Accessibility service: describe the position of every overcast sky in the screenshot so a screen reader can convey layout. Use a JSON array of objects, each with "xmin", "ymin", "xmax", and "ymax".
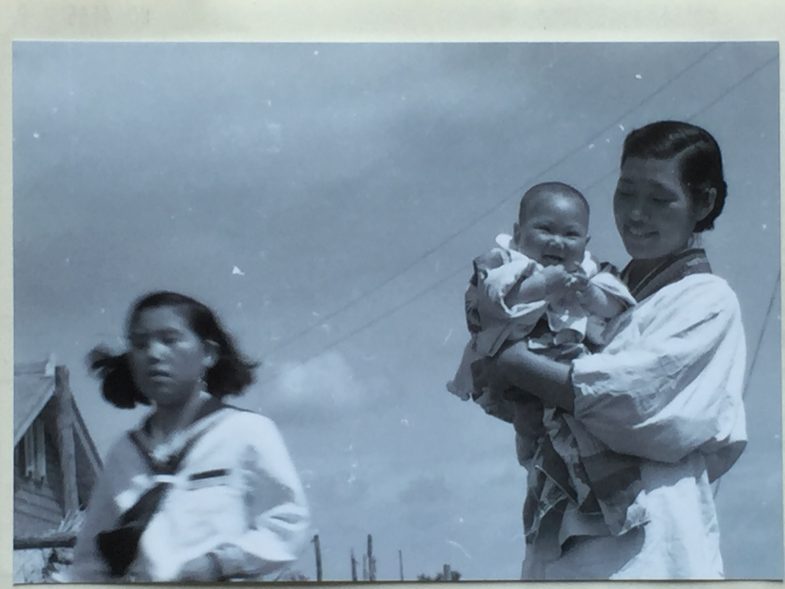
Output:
[{"xmin": 12, "ymin": 42, "xmax": 781, "ymax": 580}]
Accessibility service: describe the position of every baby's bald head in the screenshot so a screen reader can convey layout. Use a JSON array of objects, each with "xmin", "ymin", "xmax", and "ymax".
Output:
[{"xmin": 518, "ymin": 182, "xmax": 589, "ymax": 226}]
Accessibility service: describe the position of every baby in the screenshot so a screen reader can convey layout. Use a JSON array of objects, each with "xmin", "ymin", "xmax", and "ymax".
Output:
[{"xmin": 448, "ymin": 182, "xmax": 635, "ymax": 454}]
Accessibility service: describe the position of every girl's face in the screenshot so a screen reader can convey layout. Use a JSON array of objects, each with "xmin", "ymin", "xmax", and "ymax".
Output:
[
  {"xmin": 613, "ymin": 156, "xmax": 711, "ymax": 261},
  {"xmin": 127, "ymin": 305, "xmax": 216, "ymax": 408}
]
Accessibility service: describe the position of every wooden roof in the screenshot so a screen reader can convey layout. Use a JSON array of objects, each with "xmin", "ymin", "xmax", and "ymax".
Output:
[
  {"xmin": 14, "ymin": 359, "xmax": 102, "ymax": 472},
  {"xmin": 13, "ymin": 360, "xmax": 56, "ymax": 446}
]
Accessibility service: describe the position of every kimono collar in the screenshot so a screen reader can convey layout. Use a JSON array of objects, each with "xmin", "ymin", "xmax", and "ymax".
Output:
[
  {"xmin": 132, "ymin": 396, "xmax": 229, "ymax": 474},
  {"xmin": 621, "ymin": 248, "xmax": 712, "ymax": 302}
]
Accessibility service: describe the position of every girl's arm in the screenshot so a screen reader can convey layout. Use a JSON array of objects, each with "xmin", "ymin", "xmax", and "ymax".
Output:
[
  {"xmin": 67, "ymin": 443, "xmax": 127, "ymax": 581},
  {"xmin": 178, "ymin": 415, "xmax": 310, "ymax": 581}
]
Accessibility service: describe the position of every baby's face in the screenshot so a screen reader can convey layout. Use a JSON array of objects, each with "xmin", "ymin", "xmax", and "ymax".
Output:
[{"xmin": 514, "ymin": 193, "xmax": 589, "ymax": 269}]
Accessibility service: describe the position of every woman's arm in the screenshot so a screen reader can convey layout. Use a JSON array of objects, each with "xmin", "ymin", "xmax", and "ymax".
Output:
[
  {"xmin": 571, "ymin": 276, "xmax": 746, "ymax": 468},
  {"xmin": 476, "ymin": 341, "xmax": 576, "ymax": 412}
]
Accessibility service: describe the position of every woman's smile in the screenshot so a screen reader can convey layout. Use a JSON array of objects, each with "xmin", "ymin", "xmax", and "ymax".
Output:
[
  {"xmin": 624, "ymin": 224, "xmax": 654, "ymax": 237},
  {"xmin": 613, "ymin": 157, "xmax": 701, "ymax": 260},
  {"xmin": 621, "ymin": 224, "xmax": 658, "ymax": 241}
]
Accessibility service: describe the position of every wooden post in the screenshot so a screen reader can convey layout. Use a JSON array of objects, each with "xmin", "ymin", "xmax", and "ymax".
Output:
[
  {"xmin": 367, "ymin": 534, "xmax": 376, "ymax": 581},
  {"xmin": 312, "ymin": 534, "xmax": 323, "ymax": 581},
  {"xmin": 14, "ymin": 532, "xmax": 77, "ymax": 549},
  {"xmin": 398, "ymin": 549, "xmax": 404, "ymax": 581},
  {"xmin": 442, "ymin": 564, "xmax": 451, "ymax": 582},
  {"xmin": 55, "ymin": 366, "xmax": 79, "ymax": 514},
  {"xmin": 350, "ymin": 548, "xmax": 358, "ymax": 581}
]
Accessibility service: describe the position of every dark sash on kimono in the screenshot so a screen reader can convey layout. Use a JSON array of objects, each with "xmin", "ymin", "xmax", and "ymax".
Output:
[
  {"xmin": 622, "ymin": 248, "xmax": 712, "ymax": 302},
  {"xmin": 96, "ymin": 398, "xmax": 228, "ymax": 578},
  {"xmin": 530, "ymin": 248, "xmax": 713, "ymax": 543}
]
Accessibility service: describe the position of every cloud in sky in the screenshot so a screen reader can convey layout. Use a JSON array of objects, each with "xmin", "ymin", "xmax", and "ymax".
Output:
[{"xmin": 261, "ymin": 350, "xmax": 387, "ymax": 423}]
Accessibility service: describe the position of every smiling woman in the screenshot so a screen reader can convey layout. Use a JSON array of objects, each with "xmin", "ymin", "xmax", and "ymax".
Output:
[
  {"xmin": 614, "ymin": 122, "xmax": 725, "ymax": 278},
  {"xmin": 474, "ymin": 121, "xmax": 747, "ymax": 579}
]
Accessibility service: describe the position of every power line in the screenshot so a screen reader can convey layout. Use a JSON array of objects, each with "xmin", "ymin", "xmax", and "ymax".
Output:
[
  {"xmin": 743, "ymin": 269, "xmax": 780, "ymax": 399},
  {"xmin": 260, "ymin": 46, "xmax": 775, "ymax": 375},
  {"xmin": 258, "ymin": 261, "xmax": 470, "ymax": 385},
  {"xmin": 580, "ymin": 52, "xmax": 778, "ymax": 195},
  {"xmin": 260, "ymin": 43, "xmax": 724, "ymax": 360},
  {"xmin": 714, "ymin": 268, "xmax": 779, "ymax": 499}
]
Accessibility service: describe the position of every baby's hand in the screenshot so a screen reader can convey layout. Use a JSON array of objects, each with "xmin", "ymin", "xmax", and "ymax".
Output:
[
  {"xmin": 540, "ymin": 265, "xmax": 569, "ymax": 291},
  {"xmin": 568, "ymin": 273, "xmax": 589, "ymax": 292},
  {"xmin": 541, "ymin": 265, "xmax": 585, "ymax": 297}
]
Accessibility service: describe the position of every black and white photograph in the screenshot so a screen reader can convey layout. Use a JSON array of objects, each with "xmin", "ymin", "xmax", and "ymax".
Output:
[{"xmin": 10, "ymin": 40, "xmax": 782, "ymax": 582}]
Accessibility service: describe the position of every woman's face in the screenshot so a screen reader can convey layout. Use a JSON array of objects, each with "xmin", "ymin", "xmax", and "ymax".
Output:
[
  {"xmin": 127, "ymin": 305, "xmax": 214, "ymax": 407},
  {"xmin": 613, "ymin": 156, "xmax": 704, "ymax": 261}
]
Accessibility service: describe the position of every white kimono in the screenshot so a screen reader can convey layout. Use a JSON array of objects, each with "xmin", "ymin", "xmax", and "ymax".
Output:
[
  {"xmin": 69, "ymin": 407, "xmax": 311, "ymax": 582},
  {"xmin": 523, "ymin": 272, "xmax": 747, "ymax": 580}
]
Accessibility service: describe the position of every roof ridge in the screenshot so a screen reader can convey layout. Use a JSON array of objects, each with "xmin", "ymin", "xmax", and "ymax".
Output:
[{"xmin": 14, "ymin": 356, "xmax": 56, "ymax": 376}]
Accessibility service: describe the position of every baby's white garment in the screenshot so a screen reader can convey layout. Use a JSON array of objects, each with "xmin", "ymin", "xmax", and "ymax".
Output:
[{"xmin": 448, "ymin": 234, "xmax": 634, "ymax": 400}]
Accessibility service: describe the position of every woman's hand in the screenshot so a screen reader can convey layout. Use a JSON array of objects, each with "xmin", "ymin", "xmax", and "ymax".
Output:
[
  {"xmin": 495, "ymin": 342, "xmax": 576, "ymax": 412},
  {"xmin": 176, "ymin": 553, "xmax": 222, "ymax": 582},
  {"xmin": 471, "ymin": 355, "xmax": 510, "ymax": 395}
]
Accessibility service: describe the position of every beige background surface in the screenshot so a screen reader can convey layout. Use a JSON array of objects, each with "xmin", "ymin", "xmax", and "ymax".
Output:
[{"xmin": 1, "ymin": 1, "xmax": 783, "ymax": 588}]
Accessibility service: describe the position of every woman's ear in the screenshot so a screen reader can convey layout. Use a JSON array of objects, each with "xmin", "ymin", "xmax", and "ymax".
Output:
[
  {"xmin": 202, "ymin": 339, "xmax": 220, "ymax": 369},
  {"xmin": 695, "ymin": 187, "xmax": 717, "ymax": 222}
]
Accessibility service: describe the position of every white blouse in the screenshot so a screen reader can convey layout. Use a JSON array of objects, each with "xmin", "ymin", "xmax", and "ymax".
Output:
[
  {"xmin": 563, "ymin": 272, "xmax": 747, "ymax": 578},
  {"xmin": 69, "ymin": 408, "xmax": 311, "ymax": 582}
]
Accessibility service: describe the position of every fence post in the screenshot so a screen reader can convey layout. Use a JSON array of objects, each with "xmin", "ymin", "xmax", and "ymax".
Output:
[
  {"xmin": 367, "ymin": 534, "xmax": 376, "ymax": 581},
  {"xmin": 312, "ymin": 534, "xmax": 323, "ymax": 582},
  {"xmin": 350, "ymin": 548, "xmax": 358, "ymax": 581}
]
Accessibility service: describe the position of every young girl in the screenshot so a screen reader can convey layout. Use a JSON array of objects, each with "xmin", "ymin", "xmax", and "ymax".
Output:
[{"xmin": 68, "ymin": 291, "xmax": 311, "ymax": 582}]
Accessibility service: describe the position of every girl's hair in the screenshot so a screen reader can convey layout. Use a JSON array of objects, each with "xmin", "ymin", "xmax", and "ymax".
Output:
[
  {"xmin": 88, "ymin": 291, "xmax": 259, "ymax": 409},
  {"xmin": 621, "ymin": 120, "xmax": 727, "ymax": 232}
]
